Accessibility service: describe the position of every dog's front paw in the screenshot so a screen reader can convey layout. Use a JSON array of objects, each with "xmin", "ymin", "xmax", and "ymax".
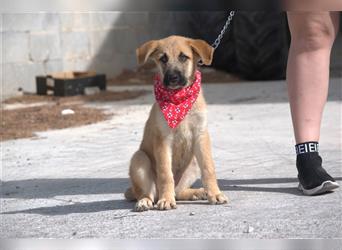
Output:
[
  {"xmin": 135, "ymin": 197, "xmax": 154, "ymax": 212},
  {"xmin": 155, "ymin": 197, "xmax": 177, "ymax": 210},
  {"xmin": 207, "ymin": 192, "xmax": 228, "ymax": 205}
]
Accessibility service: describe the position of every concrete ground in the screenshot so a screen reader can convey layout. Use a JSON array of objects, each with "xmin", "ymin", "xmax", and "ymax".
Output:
[{"xmin": 1, "ymin": 78, "xmax": 341, "ymax": 238}]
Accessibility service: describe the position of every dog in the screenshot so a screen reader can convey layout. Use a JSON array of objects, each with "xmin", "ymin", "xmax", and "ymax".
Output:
[{"xmin": 125, "ymin": 35, "xmax": 228, "ymax": 212}]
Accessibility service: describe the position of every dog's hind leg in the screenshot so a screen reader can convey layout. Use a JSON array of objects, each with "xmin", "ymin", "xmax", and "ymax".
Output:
[
  {"xmin": 175, "ymin": 159, "xmax": 207, "ymax": 201},
  {"xmin": 126, "ymin": 150, "xmax": 156, "ymax": 212},
  {"xmin": 176, "ymin": 188, "xmax": 207, "ymax": 201}
]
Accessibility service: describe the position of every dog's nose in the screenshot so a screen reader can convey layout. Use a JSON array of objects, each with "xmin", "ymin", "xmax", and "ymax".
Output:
[
  {"xmin": 169, "ymin": 74, "xmax": 180, "ymax": 83},
  {"xmin": 163, "ymin": 70, "xmax": 185, "ymax": 88}
]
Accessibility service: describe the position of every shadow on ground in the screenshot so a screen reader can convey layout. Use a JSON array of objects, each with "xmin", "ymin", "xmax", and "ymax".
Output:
[
  {"xmin": 2, "ymin": 177, "xmax": 342, "ymax": 199},
  {"xmin": 2, "ymin": 177, "xmax": 341, "ymax": 216},
  {"xmin": 2, "ymin": 199, "xmax": 133, "ymax": 215}
]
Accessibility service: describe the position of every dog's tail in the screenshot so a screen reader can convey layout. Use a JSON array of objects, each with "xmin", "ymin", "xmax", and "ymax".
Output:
[{"xmin": 124, "ymin": 187, "xmax": 136, "ymax": 201}]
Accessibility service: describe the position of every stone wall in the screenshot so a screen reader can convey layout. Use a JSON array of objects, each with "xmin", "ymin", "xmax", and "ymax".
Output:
[{"xmin": 0, "ymin": 12, "xmax": 192, "ymax": 100}]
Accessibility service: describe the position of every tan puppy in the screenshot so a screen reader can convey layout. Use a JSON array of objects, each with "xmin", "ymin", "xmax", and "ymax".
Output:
[{"xmin": 125, "ymin": 35, "xmax": 228, "ymax": 212}]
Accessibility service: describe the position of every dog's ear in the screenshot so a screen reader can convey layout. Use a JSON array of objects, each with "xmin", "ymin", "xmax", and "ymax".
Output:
[
  {"xmin": 136, "ymin": 40, "xmax": 159, "ymax": 65},
  {"xmin": 188, "ymin": 39, "xmax": 214, "ymax": 66}
]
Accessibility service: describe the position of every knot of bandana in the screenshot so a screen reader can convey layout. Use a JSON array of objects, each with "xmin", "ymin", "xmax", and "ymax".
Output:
[{"xmin": 154, "ymin": 70, "xmax": 201, "ymax": 129}]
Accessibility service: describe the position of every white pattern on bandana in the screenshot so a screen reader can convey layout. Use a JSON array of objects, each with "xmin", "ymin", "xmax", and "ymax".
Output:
[{"xmin": 154, "ymin": 70, "xmax": 201, "ymax": 129}]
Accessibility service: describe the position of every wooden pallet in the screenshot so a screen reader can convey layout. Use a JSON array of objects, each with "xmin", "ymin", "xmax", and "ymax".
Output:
[{"xmin": 36, "ymin": 71, "xmax": 106, "ymax": 96}]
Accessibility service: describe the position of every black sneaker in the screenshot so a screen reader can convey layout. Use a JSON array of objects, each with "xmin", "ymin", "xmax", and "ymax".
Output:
[{"xmin": 296, "ymin": 152, "xmax": 339, "ymax": 195}]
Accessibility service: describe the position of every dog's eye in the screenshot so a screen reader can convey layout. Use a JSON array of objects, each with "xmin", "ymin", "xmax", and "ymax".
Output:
[
  {"xmin": 179, "ymin": 53, "xmax": 189, "ymax": 63},
  {"xmin": 159, "ymin": 54, "xmax": 168, "ymax": 64}
]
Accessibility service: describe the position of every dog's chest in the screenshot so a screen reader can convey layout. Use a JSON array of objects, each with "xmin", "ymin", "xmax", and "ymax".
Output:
[
  {"xmin": 161, "ymin": 108, "xmax": 207, "ymax": 169},
  {"xmin": 171, "ymin": 125, "xmax": 193, "ymax": 168}
]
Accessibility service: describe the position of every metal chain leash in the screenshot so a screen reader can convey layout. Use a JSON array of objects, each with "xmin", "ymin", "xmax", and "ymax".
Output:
[
  {"xmin": 211, "ymin": 11, "xmax": 235, "ymax": 50},
  {"xmin": 198, "ymin": 11, "xmax": 235, "ymax": 66}
]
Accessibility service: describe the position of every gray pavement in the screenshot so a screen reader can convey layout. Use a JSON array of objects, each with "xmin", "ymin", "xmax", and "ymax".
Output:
[{"xmin": 1, "ymin": 78, "xmax": 341, "ymax": 238}]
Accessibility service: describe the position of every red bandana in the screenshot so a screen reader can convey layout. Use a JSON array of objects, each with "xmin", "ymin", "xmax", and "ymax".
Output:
[{"xmin": 154, "ymin": 70, "xmax": 201, "ymax": 129}]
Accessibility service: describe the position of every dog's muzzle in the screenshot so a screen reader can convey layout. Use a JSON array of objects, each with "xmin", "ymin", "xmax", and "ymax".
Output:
[{"xmin": 163, "ymin": 70, "xmax": 186, "ymax": 89}]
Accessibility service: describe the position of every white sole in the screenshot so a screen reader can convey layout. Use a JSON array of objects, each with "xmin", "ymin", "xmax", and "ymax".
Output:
[{"xmin": 298, "ymin": 180, "xmax": 340, "ymax": 196}]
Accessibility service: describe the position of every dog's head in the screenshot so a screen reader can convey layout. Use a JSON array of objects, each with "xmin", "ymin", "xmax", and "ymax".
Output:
[{"xmin": 136, "ymin": 35, "xmax": 213, "ymax": 89}]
